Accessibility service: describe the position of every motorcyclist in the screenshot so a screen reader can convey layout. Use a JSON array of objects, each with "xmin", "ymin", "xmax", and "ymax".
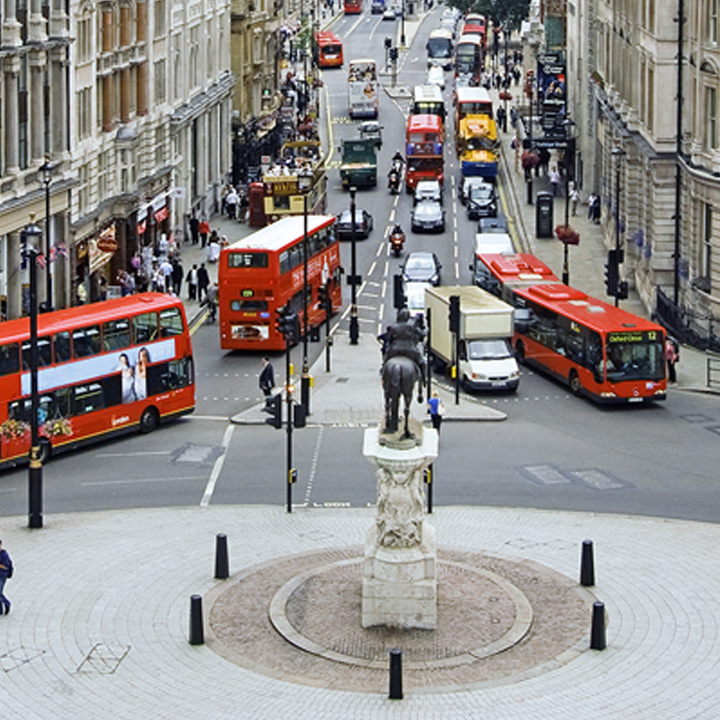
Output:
[
  {"xmin": 392, "ymin": 150, "xmax": 405, "ymax": 167},
  {"xmin": 391, "ymin": 223, "xmax": 405, "ymax": 241}
]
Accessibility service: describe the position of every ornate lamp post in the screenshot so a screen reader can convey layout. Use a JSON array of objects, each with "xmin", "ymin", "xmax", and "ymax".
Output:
[
  {"xmin": 298, "ymin": 168, "xmax": 313, "ymax": 414},
  {"xmin": 562, "ymin": 117, "xmax": 576, "ymax": 285},
  {"xmin": 39, "ymin": 157, "xmax": 54, "ymax": 311},
  {"xmin": 22, "ymin": 216, "xmax": 44, "ymax": 529}
]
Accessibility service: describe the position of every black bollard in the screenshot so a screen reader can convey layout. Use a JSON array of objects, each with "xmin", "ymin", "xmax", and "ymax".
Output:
[
  {"xmin": 388, "ymin": 648, "xmax": 403, "ymax": 699},
  {"xmin": 580, "ymin": 539, "xmax": 595, "ymax": 587},
  {"xmin": 215, "ymin": 533, "xmax": 229, "ymax": 580},
  {"xmin": 590, "ymin": 601, "xmax": 606, "ymax": 650},
  {"xmin": 189, "ymin": 594, "xmax": 204, "ymax": 646}
]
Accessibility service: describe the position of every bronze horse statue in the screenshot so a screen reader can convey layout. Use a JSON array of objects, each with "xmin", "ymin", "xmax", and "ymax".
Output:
[{"xmin": 382, "ymin": 355, "xmax": 425, "ymax": 438}]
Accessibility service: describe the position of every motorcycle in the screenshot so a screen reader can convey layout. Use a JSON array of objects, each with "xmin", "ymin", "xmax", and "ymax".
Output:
[
  {"xmin": 388, "ymin": 170, "xmax": 400, "ymax": 194},
  {"xmin": 390, "ymin": 230, "xmax": 405, "ymax": 257}
]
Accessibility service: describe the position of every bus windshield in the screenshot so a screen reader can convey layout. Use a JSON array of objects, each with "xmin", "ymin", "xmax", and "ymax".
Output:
[{"xmin": 604, "ymin": 334, "xmax": 665, "ymax": 383}]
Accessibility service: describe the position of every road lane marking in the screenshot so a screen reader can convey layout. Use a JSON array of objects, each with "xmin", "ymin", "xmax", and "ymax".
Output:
[
  {"xmin": 200, "ymin": 423, "xmax": 234, "ymax": 507},
  {"xmin": 303, "ymin": 426, "xmax": 324, "ymax": 505}
]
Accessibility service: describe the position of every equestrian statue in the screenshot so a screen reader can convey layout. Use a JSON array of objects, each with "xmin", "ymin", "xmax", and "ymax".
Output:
[{"xmin": 379, "ymin": 308, "xmax": 427, "ymax": 438}]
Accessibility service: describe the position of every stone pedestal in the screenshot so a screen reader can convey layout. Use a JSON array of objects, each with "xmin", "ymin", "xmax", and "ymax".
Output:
[{"xmin": 361, "ymin": 426, "xmax": 438, "ymax": 629}]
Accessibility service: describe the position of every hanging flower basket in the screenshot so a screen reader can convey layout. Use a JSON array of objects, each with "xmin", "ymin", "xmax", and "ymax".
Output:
[
  {"xmin": 521, "ymin": 150, "xmax": 539, "ymax": 170},
  {"xmin": 555, "ymin": 224, "xmax": 580, "ymax": 245},
  {"xmin": 0, "ymin": 419, "xmax": 30, "ymax": 440}
]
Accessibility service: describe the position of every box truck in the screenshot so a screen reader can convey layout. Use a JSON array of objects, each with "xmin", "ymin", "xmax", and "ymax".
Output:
[{"xmin": 425, "ymin": 285, "xmax": 520, "ymax": 392}]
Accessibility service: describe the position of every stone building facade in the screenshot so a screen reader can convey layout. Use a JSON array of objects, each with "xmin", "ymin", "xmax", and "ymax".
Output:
[
  {"xmin": 567, "ymin": 0, "xmax": 720, "ymax": 341},
  {"xmin": 0, "ymin": 0, "xmax": 234, "ymax": 316}
]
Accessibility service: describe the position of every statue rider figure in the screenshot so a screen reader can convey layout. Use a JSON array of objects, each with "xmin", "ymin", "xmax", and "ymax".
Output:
[{"xmin": 382, "ymin": 308, "xmax": 427, "ymax": 380}]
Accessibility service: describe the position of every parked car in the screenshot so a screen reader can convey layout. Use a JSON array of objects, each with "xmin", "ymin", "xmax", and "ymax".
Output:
[
  {"xmin": 413, "ymin": 179, "xmax": 443, "ymax": 205},
  {"xmin": 382, "ymin": 7, "xmax": 396, "ymax": 20},
  {"xmin": 335, "ymin": 208, "xmax": 374, "ymax": 239},
  {"xmin": 459, "ymin": 175, "xmax": 491, "ymax": 205},
  {"xmin": 426, "ymin": 65, "xmax": 446, "ymax": 89},
  {"xmin": 401, "ymin": 252, "xmax": 442, "ymax": 286},
  {"xmin": 411, "ymin": 200, "xmax": 446, "ymax": 233},
  {"xmin": 466, "ymin": 183, "xmax": 498, "ymax": 219},
  {"xmin": 358, "ymin": 120, "xmax": 383, "ymax": 149},
  {"xmin": 478, "ymin": 217, "xmax": 509, "ymax": 233}
]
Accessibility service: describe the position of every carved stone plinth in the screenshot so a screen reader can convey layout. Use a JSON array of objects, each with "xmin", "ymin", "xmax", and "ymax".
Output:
[{"xmin": 362, "ymin": 426, "xmax": 438, "ymax": 629}]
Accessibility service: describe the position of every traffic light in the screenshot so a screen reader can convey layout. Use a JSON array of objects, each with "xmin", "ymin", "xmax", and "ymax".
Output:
[
  {"xmin": 389, "ymin": 46, "xmax": 398, "ymax": 63},
  {"xmin": 317, "ymin": 283, "xmax": 331, "ymax": 313},
  {"xmin": 448, "ymin": 294, "xmax": 461, "ymax": 334},
  {"xmin": 616, "ymin": 281, "xmax": 629, "ymax": 300},
  {"xmin": 263, "ymin": 393, "xmax": 282, "ymax": 429},
  {"xmin": 384, "ymin": 36, "xmax": 392, "ymax": 50},
  {"xmin": 604, "ymin": 250, "xmax": 619, "ymax": 297},
  {"xmin": 393, "ymin": 274, "xmax": 406, "ymax": 310},
  {"xmin": 276, "ymin": 307, "xmax": 300, "ymax": 345}
]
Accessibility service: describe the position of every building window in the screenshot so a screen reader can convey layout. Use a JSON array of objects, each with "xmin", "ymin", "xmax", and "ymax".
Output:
[
  {"xmin": 78, "ymin": 87, "xmax": 92, "ymax": 138},
  {"xmin": 78, "ymin": 164, "xmax": 90, "ymax": 216},
  {"xmin": 711, "ymin": 0, "xmax": 719, "ymax": 45},
  {"xmin": 190, "ymin": 25, "xmax": 199, "ymax": 89},
  {"xmin": 154, "ymin": 0, "xmax": 166, "ymax": 37},
  {"xmin": 707, "ymin": 86, "xmax": 718, "ymax": 150},
  {"xmin": 154, "ymin": 58, "xmax": 166, "ymax": 103},
  {"xmin": 702, "ymin": 203, "xmax": 713, "ymax": 282},
  {"xmin": 155, "ymin": 124, "xmax": 166, "ymax": 167},
  {"xmin": 77, "ymin": 15, "xmax": 93, "ymax": 62}
]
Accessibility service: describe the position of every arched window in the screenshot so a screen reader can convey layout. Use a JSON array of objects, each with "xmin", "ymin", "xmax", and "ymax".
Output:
[{"xmin": 701, "ymin": 60, "xmax": 719, "ymax": 150}]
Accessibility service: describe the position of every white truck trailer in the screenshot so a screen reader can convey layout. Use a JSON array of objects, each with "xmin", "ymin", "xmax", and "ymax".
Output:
[{"xmin": 425, "ymin": 285, "xmax": 520, "ymax": 392}]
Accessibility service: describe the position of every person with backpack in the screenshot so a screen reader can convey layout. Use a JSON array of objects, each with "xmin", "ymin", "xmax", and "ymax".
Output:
[{"xmin": 0, "ymin": 538, "xmax": 13, "ymax": 615}]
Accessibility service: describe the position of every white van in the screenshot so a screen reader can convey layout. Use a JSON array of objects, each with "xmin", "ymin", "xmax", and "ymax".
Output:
[
  {"xmin": 470, "ymin": 233, "xmax": 514, "ymax": 290},
  {"xmin": 426, "ymin": 28, "xmax": 454, "ymax": 70}
]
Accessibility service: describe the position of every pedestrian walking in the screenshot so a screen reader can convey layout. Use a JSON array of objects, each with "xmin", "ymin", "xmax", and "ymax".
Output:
[
  {"xmin": 548, "ymin": 165, "xmax": 561, "ymax": 196},
  {"xmin": 427, "ymin": 392, "xmax": 444, "ymax": 434},
  {"xmin": 159, "ymin": 257, "xmax": 174, "ymax": 293},
  {"xmin": 189, "ymin": 212, "xmax": 200, "ymax": 245},
  {"xmin": 589, "ymin": 193, "xmax": 601, "ymax": 223},
  {"xmin": 199, "ymin": 215, "xmax": 210, "ymax": 248},
  {"xmin": 569, "ymin": 183, "xmax": 580, "ymax": 216},
  {"xmin": 186, "ymin": 264, "xmax": 198, "ymax": 301},
  {"xmin": 259, "ymin": 357, "xmax": 275, "ymax": 396},
  {"xmin": 665, "ymin": 337, "xmax": 679, "ymax": 383},
  {"xmin": 171, "ymin": 258, "xmax": 184, "ymax": 296},
  {"xmin": 225, "ymin": 187, "xmax": 239, "ymax": 220},
  {"xmin": 204, "ymin": 282, "xmax": 218, "ymax": 322},
  {"xmin": 197, "ymin": 263, "xmax": 210, "ymax": 302},
  {"xmin": 0, "ymin": 538, "xmax": 14, "ymax": 615}
]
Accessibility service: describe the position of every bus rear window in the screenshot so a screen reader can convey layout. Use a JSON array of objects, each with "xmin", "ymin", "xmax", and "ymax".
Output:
[
  {"xmin": 230, "ymin": 299, "xmax": 269, "ymax": 312},
  {"xmin": 228, "ymin": 252, "xmax": 268, "ymax": 269}
]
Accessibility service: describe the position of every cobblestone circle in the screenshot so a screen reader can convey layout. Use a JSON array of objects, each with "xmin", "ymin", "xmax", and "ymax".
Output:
[{"xmin": 206, "ymin": 547, "xmax": 593, "ymax": 693}]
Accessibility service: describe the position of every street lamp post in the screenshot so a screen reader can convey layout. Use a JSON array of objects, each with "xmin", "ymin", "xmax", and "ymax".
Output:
[
  {"xmin": 400, "ymin": 1, "xmax": 406, "ymax": 48},
  {"xmin": 22, "ymin": 216, "xmax": 44, "ymax": 529},
  {"xmin": 349, "ymin": 186, "xmax": 360, "ymax": 344},
  {"xmin": 299, "ymin": 170, "xmax": 313, "ymax": 414},
  {"xmin": 612, "ymin": 145, "xmax": 627, "ymax": 307},
  {"xmin": 40, "ymin": 158, "xmax": 54, "ymax": 311},
  {"xmin": 562, "ymin": 118, "xmax": 575, "ymax": 285}
]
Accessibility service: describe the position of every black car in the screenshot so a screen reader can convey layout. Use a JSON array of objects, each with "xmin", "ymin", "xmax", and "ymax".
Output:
[
  {"xmin": 335, "ymin": 208, "xmax": 374, "ymax": 239},
  {"xmin": 411, "ymin": 200, "xmax": 446, "ymax": 233},
  {"xmin": 466, "ymin": 183, "xmax": 498, "ymax": 219},
  {"xmin": 401, "ymin": 251, "xmax": 442, "ymax": 286},
  {"xmin": 459, "ymin": 175, "xmax": 491, "ymax": 205}
]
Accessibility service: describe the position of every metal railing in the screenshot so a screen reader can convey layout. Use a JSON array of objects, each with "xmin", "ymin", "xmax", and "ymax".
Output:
[{"xmin": 655, "ymin": 288, "xmax": 720, "ymax": 353}]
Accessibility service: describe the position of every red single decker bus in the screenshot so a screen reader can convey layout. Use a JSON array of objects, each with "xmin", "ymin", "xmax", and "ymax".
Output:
[
  {"xmin": 218, "ymin": 215, "xmax": 342, "ymax": 351},
  {"xmin": 512, "ymin": 283, "xmax": 667, "ymax": 403},
  {"xmin": 314, "ymin": 31, "xmax": 344, "ymax": 68},
  {"xmin": 405, "ymin": 114, "xmax": 444, "ymax": 191},
  {"xmin": 0, "ymin": 293, "xmax": 194, "ymax": 467},
  {"xmin": 344, "ymin": 0, "xmax": 362, "ymax": 13}
]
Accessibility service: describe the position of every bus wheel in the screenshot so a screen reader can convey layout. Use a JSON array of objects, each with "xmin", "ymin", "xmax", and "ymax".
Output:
[
  {"xmin": 569, "ymin": 371, "xmax": 582, "ymax": 395},
  {"xmin": 139, "ymin": 407, "xmax": 159, "ymax": 434},
  {"xmin": 515, "ymin": 341, "xmax": 526, "ymax": 365},
  {"xmin": 38, "ymin": 438, "xmax": 52, "ymax": 464}
]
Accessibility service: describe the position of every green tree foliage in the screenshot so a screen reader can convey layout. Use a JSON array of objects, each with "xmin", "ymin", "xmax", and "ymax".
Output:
[{"xmin": 442, "ymin": 0, "xmax": 532, "ymax": 32}]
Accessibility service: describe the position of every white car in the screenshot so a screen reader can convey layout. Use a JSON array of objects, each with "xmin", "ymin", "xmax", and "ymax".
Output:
[
  {"xmin": 404, "ymin": 281, "xmax": 432, "ymax": 319},
  {"xmin": 382, "ymin": 7, "xmax": 395, "ymax": 19},
  {"xmin": 426, "ymin": 65, "xmax": 445, "ymax": 89}
]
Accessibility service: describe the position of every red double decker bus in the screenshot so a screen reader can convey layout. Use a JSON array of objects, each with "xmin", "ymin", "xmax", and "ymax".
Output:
[
  {"xmin": 218, "ymin": 215, "xmax": 342, "ymax": 351},
  {"xmin": 0, "ymin": 293, "xmax": 194, "ymax": 467},
  {"xmin": 473, "ymin": 252, "xmax": 559, "ymax": 298},
  {"xmin": 512, "ymin": 283, "xmax": 667, "ymax": 403},
  {"xmin": 314, "ymin": 31, "xmax": 344, "ymax": 68},
  {"xmin": 344, "ymin": 0, "xmax": 362, "ymax": 13},
  {"xmin": 405, "ymin": 113, "xmax": 444, "ymax": 191}
]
